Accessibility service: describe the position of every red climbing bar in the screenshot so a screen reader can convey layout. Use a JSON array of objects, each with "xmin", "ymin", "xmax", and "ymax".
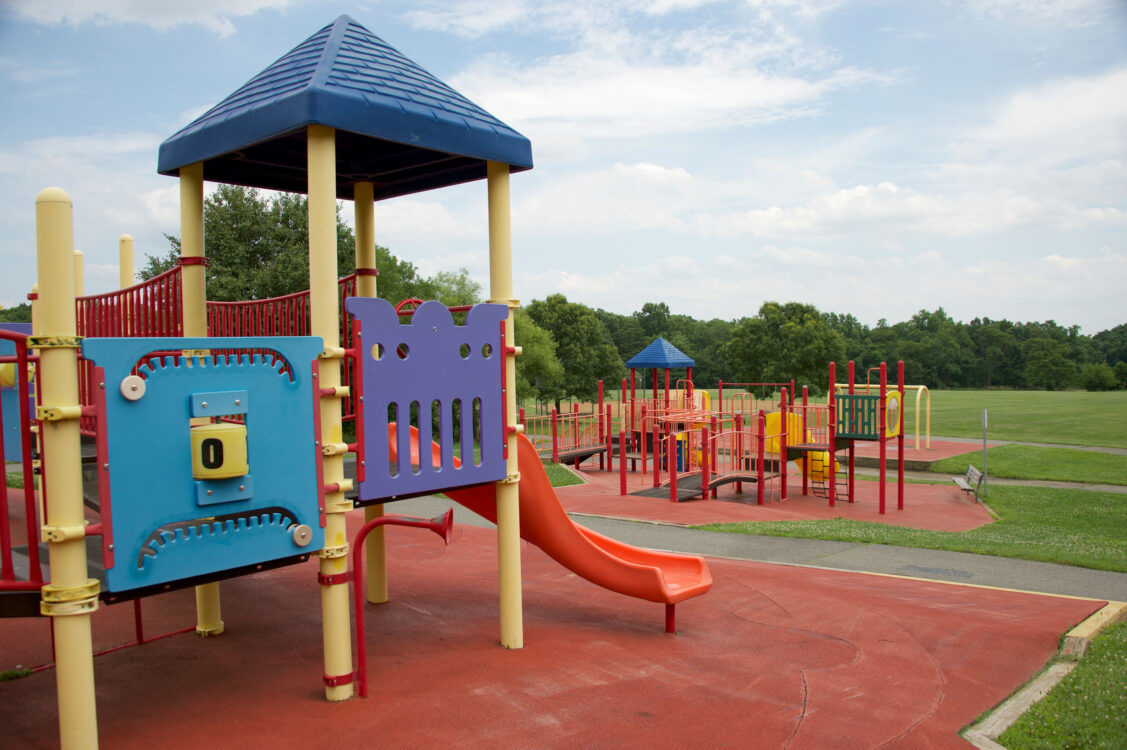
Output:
[
  {"xmin": 551, "ymin": 408, "xmax": 559, "ymax": 463},
  {"xmin": 701, "ymin": 425, "xmax": 710, "ymax": 501},
  {"xmin": 668, "ymin": 433, "xmax": 677, "ymax": 502},
  {"xmin": 597, "ymin": 380, "xmax": 605, "ymax": 470},
  {"xmin": 879, "ymin": 362, "xmax": 887, "ymax": 515},
  {"xmin": 619, "ymin": 429, "xmax": 627, "ymax": 496},
  {"xmin": 828, "ymin": 363, "xmax": 837, "ymax": 508},
  {"xmin": 780, "ymin": 389, "xmax": 789, "ymax": 501},
  {"xmin": 898, "ymin": 360, "xmax": 905, "ymax": 511},
  {"xmin": 757, "ymin": 410, "xmax": 766, "ymax": 505},
  {"xmin": 605, "ymin": 405, "xmax": 613, "ymax": 472}
]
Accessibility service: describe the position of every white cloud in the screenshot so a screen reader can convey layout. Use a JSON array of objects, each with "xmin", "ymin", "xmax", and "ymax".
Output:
[
  {"xmin": 761, "ymin": 244, "xmax": 831, "ymax": 265},
  {"xmin": 0, "ymin": 57, "xmax": 82, "ymax": 84},
  {"xmin": 0, "ymin": 130, "xmax": 178, "ymax": 300},
  {"xmin": 961, "ymin": 0, "xmax": 1122, "ymax": 28},
  {"xmin": 419, "ymin": 0, "xmax": 887, "ymax": 148},
  {"xmin": 405, "ymin": 0, "xmax": 529, "ymax": 38},
  {"xmin": 966, "ymin": 68, "xmax": 1127, "ymax": 166},
  {"xmin": 454, "ymin": 50, "xmax": 881, "ymax": 142},
  {"xmin": 515, "ymin": 162, "xmax": 698, "ymax": 235},
  {"xmin": 4, "ymin": 0, "xmax": 297, "ymax": 37},
  {"xmin": 373, "ymin": 199, "xmax": 469, "ymax": 239}
]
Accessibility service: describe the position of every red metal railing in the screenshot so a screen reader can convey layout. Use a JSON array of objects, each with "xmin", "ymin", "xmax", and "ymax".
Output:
[
  {"xmin": 0, "ymin": 330, "xmax": 43, "ymax": 593},
  {"xmin": 206, "ymin": 274, "xmax": 360, "ymax": 420},
  {"xmin": 76, "ymin": 266, "xmax": 185, "ymax": 339},
  {"xmin": 75, "ymin": 267, "xmax": 185, "ymax": 434}
]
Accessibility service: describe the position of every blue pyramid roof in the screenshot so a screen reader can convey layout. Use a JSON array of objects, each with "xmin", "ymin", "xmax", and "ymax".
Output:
[
  {"xmin": 626, "ymin": 338, "xmax": 695, "ymax": 369},
  {"xmin": 158, "ymin": 15, "xmax": 532, "ymax": 200}
]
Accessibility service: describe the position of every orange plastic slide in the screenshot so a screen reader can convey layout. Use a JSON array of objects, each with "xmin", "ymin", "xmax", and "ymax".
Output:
[{"xmin": 388, "ymin": 425, "xmax": 712, "ymax": 605}]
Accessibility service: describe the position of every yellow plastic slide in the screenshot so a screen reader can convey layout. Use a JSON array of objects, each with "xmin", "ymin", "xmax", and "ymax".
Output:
[{"xmin": 762, "ymin": 411, "xmax": 838, "ymax": 482}]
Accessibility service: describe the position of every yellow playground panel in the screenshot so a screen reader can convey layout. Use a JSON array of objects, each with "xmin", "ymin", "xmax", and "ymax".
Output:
[{"xmin": 762, "ymin": 411, "xmax": 840, "ymax": 482}]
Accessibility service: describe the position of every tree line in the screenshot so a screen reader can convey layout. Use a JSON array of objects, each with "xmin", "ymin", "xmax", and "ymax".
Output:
[
  {"xmin": 3, "ymin": 186, "xmax": 1122, "ymax": 402},
  {"xmin": 520, "ymin": 298, "xmax": 1127, "ymax": 405}
]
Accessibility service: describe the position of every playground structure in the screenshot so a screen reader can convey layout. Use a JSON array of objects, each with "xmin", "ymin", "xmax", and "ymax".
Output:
[
  {"xmin": 527, "ymin": 347, "xmax": 906, "ymax": 511},
  {"xmin": 0, "ymin": 17, "xmax": 712, "ymax": 749},
  {"xmin": 836, "ymin": 376, "xmax": 930, "ymax": 450}
]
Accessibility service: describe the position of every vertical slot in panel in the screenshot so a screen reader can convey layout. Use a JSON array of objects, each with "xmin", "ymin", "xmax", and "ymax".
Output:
[
  {"xmin": 454, "ymin": 397, "xmax": 468, "ymax": 470},
  {"xmin": 388, "ymin": 402, "xmax": 399, "ymax": 477},
  {"xmin": 472, "ymin": 397, "xmax": 483, "ymax": 467},
  {"xmin": 409, "ymin": 400, "xmax": 422, "ymax": 475},
  {"xmin": 431, "ymin": 399, "xmax": 443, "ymax": 472}
]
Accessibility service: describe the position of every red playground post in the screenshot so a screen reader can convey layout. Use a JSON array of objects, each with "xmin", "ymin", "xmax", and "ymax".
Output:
[
  {"xmin": 879, "ymin": 362, "xmax": 887, "ymax": 514},
  {"xmin": 597, "ymin": 380, "xmax": 605, "ymax": 470},
  {"xmin": 898, "ymin": 360, "xmax": 905, "ymax": 510},
  {"xmin": 619, "ymin": 429, "xmax": 627, "ymax": 495},
  {"xmin": 701, "ymin": 424, "xmax": 710, "ymax": 501}
]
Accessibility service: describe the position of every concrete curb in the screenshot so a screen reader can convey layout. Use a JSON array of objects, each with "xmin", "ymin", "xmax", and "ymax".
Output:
[
  {"xmin": 961, "ymin": 600, "xmax": 1127, "ymax": 749},
  {"xmin": 1062, "ymin": 599, "xmax": 1127, "ymax": 658}
]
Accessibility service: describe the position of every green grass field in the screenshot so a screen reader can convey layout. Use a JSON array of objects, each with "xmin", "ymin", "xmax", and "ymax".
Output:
[
  {"xmin": 930, "ymin": 444, "xmax": 1127, "ymax": 486},
  {"xmin": 696, "ymin": 484, "xmax": 1127, "ymax": 573},
  {"xmin": 998, "ymin": 621, "xmax": 1127, "ymax": 749},
  {"xmin": 903, "ymin": 389, "xmax": 1127, "ymax": 448},
  {"xmin": 526, "ymin": 388, "xmax": 1127, "ymax": 448}
]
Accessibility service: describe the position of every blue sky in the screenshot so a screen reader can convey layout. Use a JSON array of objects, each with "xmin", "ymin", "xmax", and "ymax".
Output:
[{"xmin": 1, "ymin": 0, "xmax": 1125, "ymax": 333}]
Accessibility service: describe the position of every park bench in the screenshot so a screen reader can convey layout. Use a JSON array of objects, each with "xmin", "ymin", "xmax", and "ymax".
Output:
[{"xmin": 953, "ymin": 464, "xmax": 984, "ymax": 500}]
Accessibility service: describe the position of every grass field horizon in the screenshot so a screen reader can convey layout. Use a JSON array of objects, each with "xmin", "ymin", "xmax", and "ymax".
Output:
[{"xmin": 524, "ymin": 387, "xmax": 1127, "ymax": 449}]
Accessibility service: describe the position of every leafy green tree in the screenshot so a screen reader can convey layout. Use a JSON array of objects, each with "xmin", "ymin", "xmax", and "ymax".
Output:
[
  {"xmin": 968, "ymin": 318, "xmax": 1022, "ymax": 387},
  {"xmin": 427, "ymin": 268, "xmax": 481, "ymax": 307},
  {"xmin": 1114, "ymin": 361, "xmax": 1127, "ymax": 388},
  {"xmin": 672, "ymin": 316, "xmax": 733, "ymax": 388},
  {"xmin": 1079, "ymin": 363, "xmax": 1119, "ymax": 391},
  {"xmin": 141, "ymin": 185, "xmax": 440, "ymax": 304},
  {"xmin": 595, "ymin": 308, "xmax": 649, "ymax": 363},
  {"xmin": 0, "ymin": 303, "xmax": 31, "ymax": 323},
  {"xmin": 524, "ymin": 294, "xmax": 625, "ymax": 408},
  {"xmin": 1093, "ymin": 323, "xmax": 1127, "ymax": 367},
  {"xmin": 1023, "ymin": 337, "xmax": 1076, "ymax": 390},
  {"xmin": 721, "ymin": 301, "xmax": 845, "ymax": 395},
  {"xmin": 633, "ymin": 302, "xmax": 671, "ymax": 339},
  {"xmin": 512, "ymin": 308, "xmax": 563, "ymax": 404}
]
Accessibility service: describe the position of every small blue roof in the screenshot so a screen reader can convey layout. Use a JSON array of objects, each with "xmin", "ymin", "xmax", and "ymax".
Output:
[
  {"xmin": 158, "ymin": 15, "xmax": 532, "ymax": 200},
  {"xmin": 626, "ymin": 338, "xmax": 695, "ymax": 369}
]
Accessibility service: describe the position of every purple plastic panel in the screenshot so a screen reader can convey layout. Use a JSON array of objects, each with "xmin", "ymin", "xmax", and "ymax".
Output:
[{"xmin": 345, "ymin": 297, "xmax": 509, "ymax": 501}]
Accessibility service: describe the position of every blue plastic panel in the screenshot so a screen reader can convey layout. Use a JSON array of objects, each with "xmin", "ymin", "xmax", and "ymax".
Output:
[
  {"xmin": 344, "ymin": 299, "xmax": 508, "ymax": 501},
  {"xmin": 190, "ymin": 390, "xmax": 248, "ymax": 418},
  {"xmin": 82, "ymin": 336, "xmax": 323, "ymax": 593},
  {"xmin": 0, "ymin": 324, "xmax": 32, "ymax": 463}
]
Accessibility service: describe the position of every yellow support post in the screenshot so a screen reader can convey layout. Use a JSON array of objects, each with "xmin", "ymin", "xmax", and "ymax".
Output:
[
  {"xmin": 118, "ymin": 234, "xmax": 134, "ymax": 289},
  {"xmin": 354, "ymin": 181, "xmax": 388, "ymax": 605},
  {"xmin": 72, "ymin": 250, "xmax": 84, "ymax": 297},
  {"xmin": 309, "ymin": 125, "xmax": 354, "ymax": 700},
  {"xmin": 36, "ymin": 187, "xmax": 100, "ymax": 749},
  {"xmin": 487, "ymin": 161, "xmax": 523, "ymax": 649},
  {"xmin": 179, "ymin": 162, "xmax": 225, "ymax": 636}
]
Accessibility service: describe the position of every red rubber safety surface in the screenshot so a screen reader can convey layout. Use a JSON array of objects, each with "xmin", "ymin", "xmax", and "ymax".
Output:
[
  {"xmin": 561, "ymin": 469, "xmax": 996, "ymax": 531},
  {"xmin": 0, "ymin": 523, "xmax": 1102, "ymax": 749}
]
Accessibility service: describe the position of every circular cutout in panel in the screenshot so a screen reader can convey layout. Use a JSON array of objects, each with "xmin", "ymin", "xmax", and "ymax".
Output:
[
  {"xmin": 371, "ymin": 343, "xmax": 384, "ymax": 361},
  {"xmin": 459, "ymin": 343, "xmax": 471, "ymax": 359},
  {"xmin": 396, "ymin": 343, "xmax": 410, "ymax": 360},
  {"xmin": 481, "ymin": 343, "xmax": 493, "ymax": 358},
  {"xmin": 886, "ymin": 391, "xmax": 902, "ymax": 437}
]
